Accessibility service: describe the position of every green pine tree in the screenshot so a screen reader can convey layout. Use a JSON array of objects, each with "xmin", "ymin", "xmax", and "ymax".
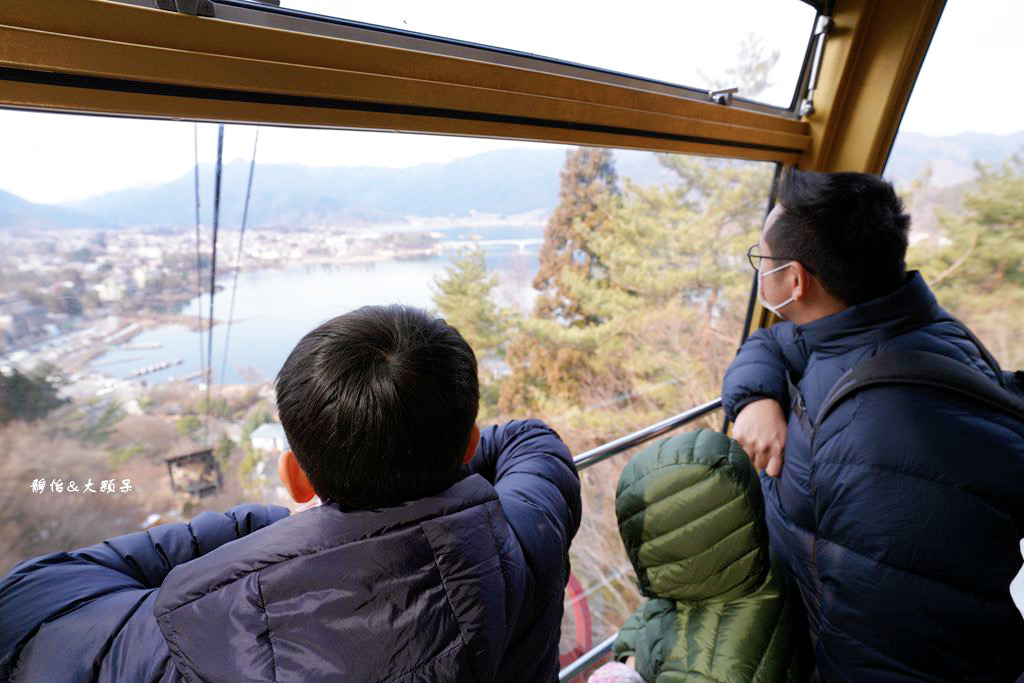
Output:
[
  {"xmin": 914, "ymin": 154, "xmax": 1024, "ymax": 367},
  {"xmin": 0, "ymin": 365, "xmax": 67, "ymax": 426},
  {"xmin": 432, "ymin": 247, "xmax": 515, "ymax": 419},
  {"xmin": 432, "ymin": 247, "xmax": 513, "ymax": 360}
]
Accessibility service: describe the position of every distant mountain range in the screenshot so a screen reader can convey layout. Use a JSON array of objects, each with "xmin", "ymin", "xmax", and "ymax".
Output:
[
  {"xmin": 0, "ymin": 188, "xmax": 113, "ymax": 231},
  {"xmin": 1, "ymin": 132, "xmax": 1020, "ymax": 232},
  {"xmin": 68, "ymin": 148, "xmax": 571, "ymax": 231},
  {"xmin": 886, "ymin": 130, "xmax": 1024, "ymax": 188}
]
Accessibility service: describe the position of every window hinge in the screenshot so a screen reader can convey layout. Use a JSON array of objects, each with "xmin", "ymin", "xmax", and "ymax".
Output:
[
  {"xmin": 799, "ymin": 15, "xmax": 833, "ymax": 117},
  {"xmin": 708, "ymin": 87, "xmax": 739, "ymax": 106},
  {"xmin": 154, "ymin": 0, "xmax": 216, "ymax": 17}
]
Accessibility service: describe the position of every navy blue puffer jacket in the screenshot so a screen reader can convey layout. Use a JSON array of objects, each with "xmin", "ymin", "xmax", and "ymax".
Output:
[
  {"xmin": 0, "ymin": 419, "xmax": 581, "ymax": 682},
  {"xmin": 723, "ymin": 272, "xmax": 1024, "ymax": 682}
]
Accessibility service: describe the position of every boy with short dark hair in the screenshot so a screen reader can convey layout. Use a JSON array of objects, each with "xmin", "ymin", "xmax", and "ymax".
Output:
[
  {"xmin": 274, "ymin": 304, "xmax": 482, "ymax": 512},
  {"xmin": 0, "ymin": 304, "xmax": 582, "ymax": 682}
]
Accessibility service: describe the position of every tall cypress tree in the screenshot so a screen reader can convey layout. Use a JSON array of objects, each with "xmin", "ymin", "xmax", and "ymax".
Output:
[
  {"xmin": 533, "ymin": 147, "xmax": 618, "ymax": 325},
  {"xmin": 499, "ymin": 148, "xmax": 624, "ymax": 415}
]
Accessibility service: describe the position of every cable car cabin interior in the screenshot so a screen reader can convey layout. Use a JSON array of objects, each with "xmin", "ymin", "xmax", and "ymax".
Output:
[{"xmin": 1, "ymin": 0, "xmax": 1022, "ymax": 681}]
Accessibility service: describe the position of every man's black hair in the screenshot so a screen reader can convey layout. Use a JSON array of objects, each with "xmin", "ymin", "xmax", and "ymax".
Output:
[
  {"xmin": 275, "ymin": 304, "xmax": 479, "ymax": 510},
  {"xmin": 768, "ymin": 169, "xmax": 911, "ymax": 305}
]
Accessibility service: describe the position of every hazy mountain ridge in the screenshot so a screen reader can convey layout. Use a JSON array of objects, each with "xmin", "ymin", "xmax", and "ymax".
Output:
[
  {"xmin": 67, "ymin": 149, "xmax": 570, "ymax": 230},
  {"xmin": 65, "ymin": 148, "xmax": 678, "ymax": 231},
  {"xmin": 0, "ymin": 132, "xmax": 1020, "ymax": 232},
  {"xmin": 0, "ymin": 188, "xmax": 113, "ymax": 231},
  {"xmin": 886, "ymin": 130, "xmax": 1024, "ymax": 187}
]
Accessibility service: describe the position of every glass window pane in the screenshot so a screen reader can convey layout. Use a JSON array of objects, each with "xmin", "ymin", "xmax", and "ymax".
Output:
[
  {"xmin": 275, "ymin": 0, "xmax": 817, "ymax": 108},
  {"xmin": 1, "ymin": 108, "xmax": 772, "ymax": 663},
  {"xmin": 887, "ymin": 0, "xmax": 1024, "ymax": 370}
]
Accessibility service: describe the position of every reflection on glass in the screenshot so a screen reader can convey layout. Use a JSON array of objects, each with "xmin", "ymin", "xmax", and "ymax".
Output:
[
  {"xmin": 886, "ymin": 0, "xmax": 1024, "ymax": 371},
  {"xmin": 276, "ymin": 0, "xmax": 816, "ymax": 108}
]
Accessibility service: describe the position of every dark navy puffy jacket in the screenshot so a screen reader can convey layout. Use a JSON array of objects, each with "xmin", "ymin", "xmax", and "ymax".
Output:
[
  {"xmin": 0, "ymin": 419, "xmax": 581, "ymax": 682},
  {"xmin": 723, "ymin": 272, "xmax": 1024, "ymax": 682}
]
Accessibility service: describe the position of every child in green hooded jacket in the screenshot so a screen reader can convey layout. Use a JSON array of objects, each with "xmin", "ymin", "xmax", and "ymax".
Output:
[{"xmin": 603, "ymin": 428, "xmax": 811, "ymax": 683}]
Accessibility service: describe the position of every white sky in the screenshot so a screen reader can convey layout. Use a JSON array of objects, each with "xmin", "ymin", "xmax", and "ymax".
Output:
[{"xmin": 0, "ymin": 0, "xmax": 1020, "ymax": 205}]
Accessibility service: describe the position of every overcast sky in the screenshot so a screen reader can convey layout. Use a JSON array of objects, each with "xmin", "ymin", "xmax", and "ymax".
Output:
[{"xmin": 0, "ymin": 0, "xmax": 1019, "ymax": 205}]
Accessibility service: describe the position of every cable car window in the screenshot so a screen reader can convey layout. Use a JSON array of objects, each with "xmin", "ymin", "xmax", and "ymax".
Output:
[
  {"xmin": 0, "ymin": 109, "xmax": 774, "ymax": 657},
  {"xmin": 887, "ymin": 0, "xmax": 1024, "ymax": 371},
  {"xmin": 262, "ymin": 0, "xmax": 818, "ymax": 109}
]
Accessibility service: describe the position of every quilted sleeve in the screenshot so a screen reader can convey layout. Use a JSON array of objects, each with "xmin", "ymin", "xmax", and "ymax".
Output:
[
  {"xmin": 465, "ymin": 419, "xmax": 582, "ymax": 583},
  {"xmin": 722, "ymin": 324, "xmax": 792, "ymax": 421},
  {"xmin": 0, "ymin": 503, "xmax": 288, "ymax": 679}
]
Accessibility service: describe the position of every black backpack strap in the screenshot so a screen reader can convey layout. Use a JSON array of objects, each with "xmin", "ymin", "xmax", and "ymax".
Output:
[
  {"xmin": 1007, "ymin": 370, "xmax": 1024, "ymax": 395},
  {"xmin": 813, "ymin": 350, "xmax": 1024, "ymax": 443},
  {"xmin": 950, "ymin": 314, "xmax": 1008, "ymax": 389}
]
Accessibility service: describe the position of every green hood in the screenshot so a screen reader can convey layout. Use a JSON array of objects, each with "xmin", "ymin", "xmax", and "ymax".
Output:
[
  {"xmin": 616, "ymin": 428, "xmax": 769, "ymax": 603},
  {"xmin": 612, "ymin": 429, "xmax": 810, "ymax": 682}
]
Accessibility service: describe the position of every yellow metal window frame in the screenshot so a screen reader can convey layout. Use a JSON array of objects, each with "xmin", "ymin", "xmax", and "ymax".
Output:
[{"xmin": 0, "ymin": 0, "xmax": 809, "ymax": 163}]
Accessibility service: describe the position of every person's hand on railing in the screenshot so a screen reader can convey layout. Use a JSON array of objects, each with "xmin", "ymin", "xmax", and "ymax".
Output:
[{"xmin": 733, "ymin": 398, "xmax": 787, "ymax": 477}]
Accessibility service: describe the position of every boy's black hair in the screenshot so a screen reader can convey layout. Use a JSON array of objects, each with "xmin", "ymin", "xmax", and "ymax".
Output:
[
  {"xmin": 275, "ymin": 304, "xmax": 479, "ymax": 510},
  {"xmin": 768, "ymin": 169, "xmax": 910, "ymax": 305}
]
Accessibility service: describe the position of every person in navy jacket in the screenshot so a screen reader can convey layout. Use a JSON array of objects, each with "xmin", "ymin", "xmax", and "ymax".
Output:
[
  {"xmin": 725, "ymin": 169, "xmax": 1024, "ymax": 682},
  {"xmin": 0, "ymin": 304, "xmax": 581, "ymax": 682}
]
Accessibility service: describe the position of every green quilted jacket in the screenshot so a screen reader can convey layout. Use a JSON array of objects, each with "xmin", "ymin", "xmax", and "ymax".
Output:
[{"xmin": 612, "ymin": 429, "xmax": 811, "ymax": 682}]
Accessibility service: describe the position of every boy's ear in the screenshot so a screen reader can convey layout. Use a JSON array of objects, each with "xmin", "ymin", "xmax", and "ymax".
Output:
[
  {"xmin": 277, "ymin": 450, "xmax": 315, "ymax": 504},
  {"xmin": 462, "ymin": 423, "xmax": 481, "ymax": 464}
]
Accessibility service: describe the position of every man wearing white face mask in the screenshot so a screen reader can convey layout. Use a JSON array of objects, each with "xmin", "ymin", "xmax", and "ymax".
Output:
[{"xmin": 722, "ymin": 168, "xmax": 1024, "ymax": 682}]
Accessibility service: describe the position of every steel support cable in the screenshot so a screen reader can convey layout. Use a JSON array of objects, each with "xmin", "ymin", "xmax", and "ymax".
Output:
[
  {"xmin": 204, "ymin": 124, "xmax": 225, "ymax": 444},
  {"xmin": 219, "ymin": 128, "xmax": 259, "ymax": 384},
  {"xmin": 192, "ymin": 124, "xmax": 205, "ymax": 394}
]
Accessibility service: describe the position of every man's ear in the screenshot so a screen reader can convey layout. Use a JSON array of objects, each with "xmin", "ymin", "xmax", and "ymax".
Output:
[
  {"xmin": 277, "ymin": 450, "xmax": 315, "ymax": 503},
  {"xmin": 462, "ymin": 423, "xmax": 481, "ymax": 464},
  {"xmin": 790, "ymin": 261, "xmax": 812, "ymax": 301}
]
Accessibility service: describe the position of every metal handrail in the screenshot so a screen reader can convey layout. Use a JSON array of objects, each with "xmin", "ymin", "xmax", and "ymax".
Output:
[
  {"xmin": 558, "ymin": 397, "xmax": 724, "ymax": 681},
  {"xmin": 558, "ymin": 634, "xmax": 617, "ymax": 682},
  {"xmin": 572, "ymin": 397, "xmax": 723, "ymax": 471}
]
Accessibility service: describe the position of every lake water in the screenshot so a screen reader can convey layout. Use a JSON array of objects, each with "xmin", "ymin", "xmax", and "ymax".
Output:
[
  {"xmin": 92, "ymin": 241, "xmax": 540, "ymax": 385},
  {"xmin": 91, "ymin": 241, "xmax": 539, "ymax": 384}
]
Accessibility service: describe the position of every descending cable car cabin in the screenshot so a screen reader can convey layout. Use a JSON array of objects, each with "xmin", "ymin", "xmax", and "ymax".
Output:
[{"xmin": 1, "ymin": 0, "xmax": 1022, "ymax": 680}]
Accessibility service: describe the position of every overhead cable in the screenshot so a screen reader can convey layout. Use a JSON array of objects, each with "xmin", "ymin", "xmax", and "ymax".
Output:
[
  {"xmin": 220, "ymin": 128, "xmax": 259, "ymax": 385},
  {"xmin": 204, "ymin": 124, "xmax": 225, "ymax": 444}
]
